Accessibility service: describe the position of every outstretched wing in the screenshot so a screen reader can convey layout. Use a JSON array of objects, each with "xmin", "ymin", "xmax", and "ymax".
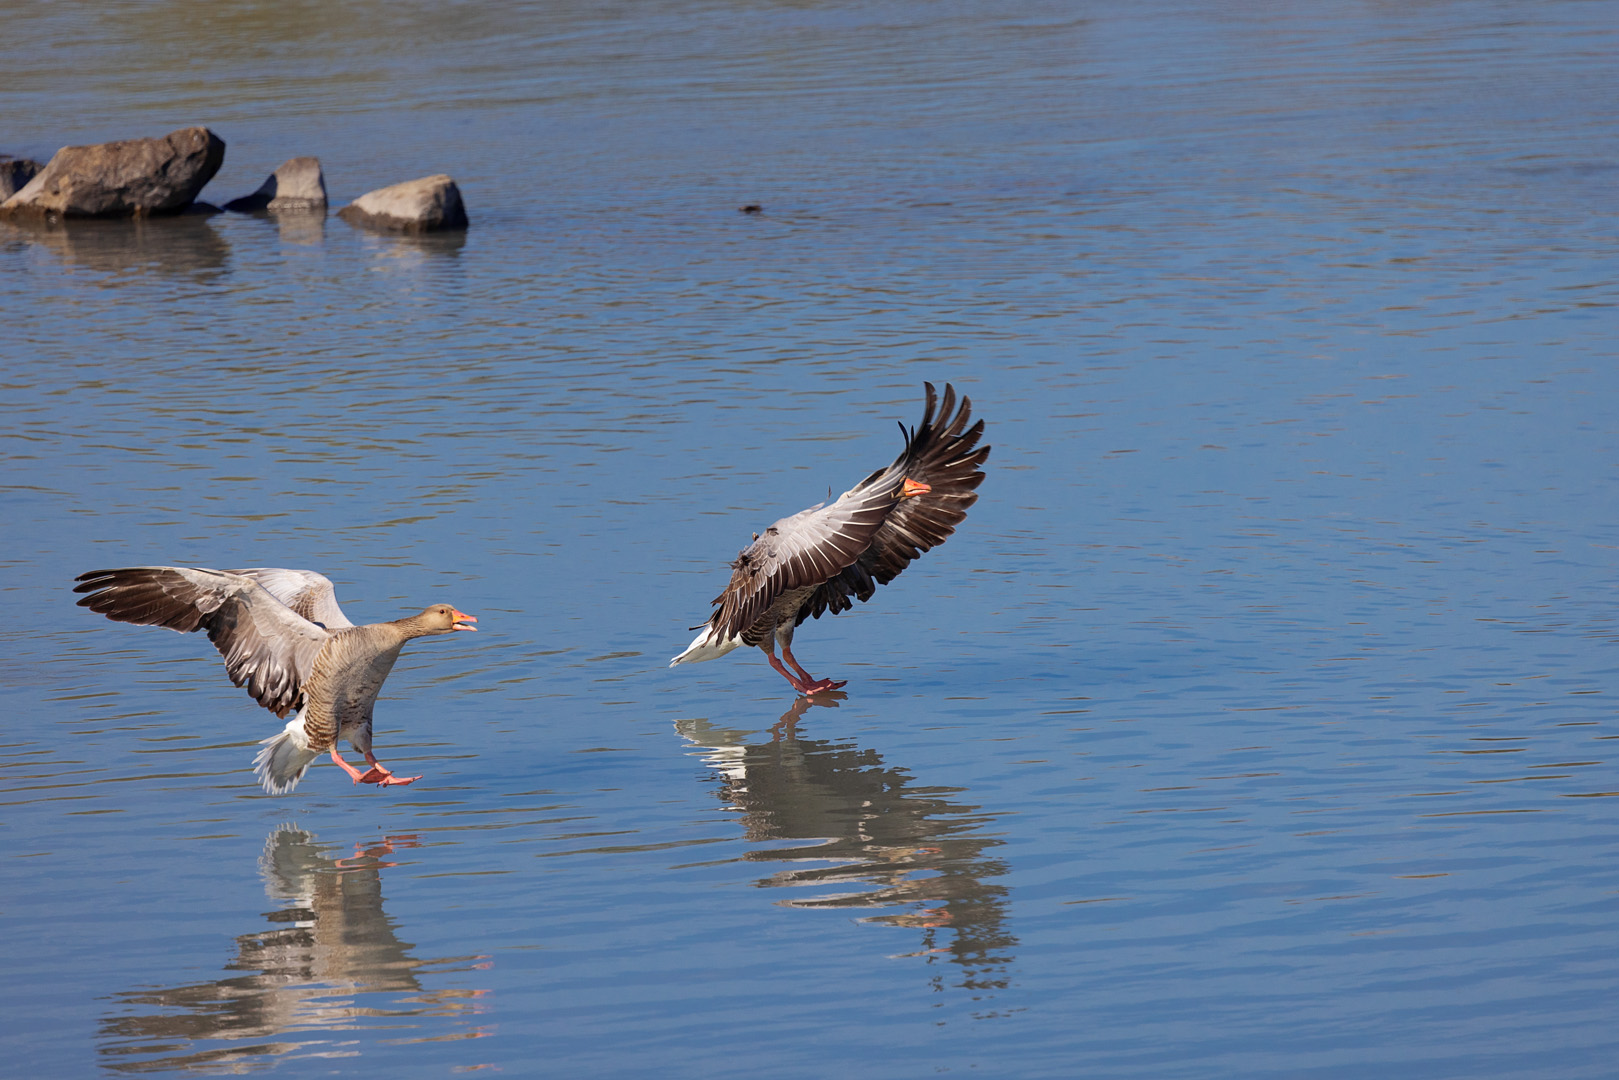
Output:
[
  {"xmin": 73, "ymin": 566, "xmax": 330, "ymax": 717},
  {"xmin": 708, "ymin": 481, "xmax": 900, "ymax": 640},
  {"xmin": 229, "ymin": 567, "xmax": 355, "ymax": 629},
  {"xmin": 800, "ymin": 382, "xmax": 989, "ymax": 623}
]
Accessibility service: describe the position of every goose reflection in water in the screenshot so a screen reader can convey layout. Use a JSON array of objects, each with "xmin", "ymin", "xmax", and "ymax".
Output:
[
  {"xmin": 677, "ymin": 696, "xmax": 1017, "ymax": 1000},
  {"xmin": 98, "ymin": 825, "xmax": 490, "ymax": 1074}
]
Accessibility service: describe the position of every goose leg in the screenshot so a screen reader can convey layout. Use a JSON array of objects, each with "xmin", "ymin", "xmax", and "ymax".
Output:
[
  {"xmin": 779, "ymin": 641, "xmax": 846, "ymax": 695},
  {"xmin": 763, "ymin": 642, "xmax": 814, "ymax": 694},
  {"xmin": 330, "ymin": 747, "xmax": 368, "ymax": 782}
]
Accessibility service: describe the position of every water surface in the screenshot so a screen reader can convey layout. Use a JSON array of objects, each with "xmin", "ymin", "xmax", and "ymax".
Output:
[{"xmin": 3, "ymin": 2, "xmax": 1617, "ymax": 1076}]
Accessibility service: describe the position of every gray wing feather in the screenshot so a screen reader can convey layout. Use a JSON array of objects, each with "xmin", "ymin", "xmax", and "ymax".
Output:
[
  {"xmin": 73, "ymin": 566, "xmax": 330, "ymax": 717},
  {"xmin": 710, "ymin": 482, "xmax": 900, "ymax": 639},
  {"xmin": 229, "ymin": 567, "xmax": 355, "ymax": 629}
]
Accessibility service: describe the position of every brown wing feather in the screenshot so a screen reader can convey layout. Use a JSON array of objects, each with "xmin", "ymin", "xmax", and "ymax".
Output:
[
  {"xmin": 73, "ymin": 566, "xmax": 330, "ymax": 717},
  {"xmin": 800, "ymin": 382, "xmax": 989, "ymax": 624}
]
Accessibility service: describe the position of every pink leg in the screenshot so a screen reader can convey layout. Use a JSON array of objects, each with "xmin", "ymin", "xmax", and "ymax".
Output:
[
  {"xmin": 780, "ymin": 646, "xmax": 816, "ymax": 683},
  {"xmin": 763, "ymin": 641, "xmax": 814, "ymax": 694},
  {"xmin": 780, "ymin": 640, "xmax": 845, "ymax": 695},
  {"xmin": 331, "ymin": 747, "xmax": 367, "ymax": 782}
]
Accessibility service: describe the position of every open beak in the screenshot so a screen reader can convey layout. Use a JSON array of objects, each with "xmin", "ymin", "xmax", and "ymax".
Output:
[
  {"xmin": 453, "ymin": 609, "xmax": 478, "ymax": 632},
  {"xmin": 900, "ymin": 477, "xmax": 932, "ymax": 498}
]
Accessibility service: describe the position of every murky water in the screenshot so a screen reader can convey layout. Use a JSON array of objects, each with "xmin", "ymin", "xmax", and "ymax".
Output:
[{"xmin": 3, "ymin": 2, "xmax": 1617, "ymax": 1076}]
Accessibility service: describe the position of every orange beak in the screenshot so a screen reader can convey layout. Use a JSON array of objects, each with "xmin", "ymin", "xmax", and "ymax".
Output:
[
  {"xmin": 900, "ymin": 478, "xmax": 932, "ymax": 498},
  {"xmin": 453, "ymin": 609, "xmax": 478, "ymax": 631}
]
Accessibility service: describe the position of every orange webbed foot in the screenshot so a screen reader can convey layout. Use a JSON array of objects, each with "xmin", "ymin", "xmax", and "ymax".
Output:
[{"xmin": 357, "ymin": 764, "xmax": 420, "ymax": 787}]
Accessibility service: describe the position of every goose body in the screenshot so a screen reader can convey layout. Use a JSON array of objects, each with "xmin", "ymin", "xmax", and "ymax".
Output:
[
  {"xmin": 671, "ymin": 382, "xmax": 988, "ymax": 693},
  {"xmin": 73, "ymin": 566, "xmax": 476, "ymax": 794}
]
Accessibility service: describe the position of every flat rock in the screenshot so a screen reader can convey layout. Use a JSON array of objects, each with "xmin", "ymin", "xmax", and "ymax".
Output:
[
  {"xmin": 224, "ymin": 156, "xmax": 328, "ymax": 213},
  {"xmin": 0, "ymin": 156, "xmax": 42, "ymax": 200},
  {"xmin": 0, "ymin": 127, "xmax": 225, "ymax": 219},
  {"xmin": 336, "ymin": 174, "xmax": 468, "ymax": 233}
]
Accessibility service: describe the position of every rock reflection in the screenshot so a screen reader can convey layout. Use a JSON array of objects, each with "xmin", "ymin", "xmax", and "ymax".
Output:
[
  {"xmin": 271, "ymin": 209, "xmax": 327, "ymax": 246},
  {"xmin": 3, "ymin": 213, "xmax": 229, "ymax": 279},
  {"xmin": 356, "ymin": 228, "xmax": 469, "ymax": 259},
  {"xmin": 677, "ymin": 697, "xmax": 1017, "ymax": 1001},
  {"xmin": 98, "ymin": 825, "xmax": 490, "ymax": 1073}
]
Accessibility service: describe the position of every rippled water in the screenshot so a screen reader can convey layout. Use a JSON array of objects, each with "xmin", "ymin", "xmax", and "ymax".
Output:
[{"xmin": 3, "ymin": 2, "xmax": 1617, "ymax": 1076}]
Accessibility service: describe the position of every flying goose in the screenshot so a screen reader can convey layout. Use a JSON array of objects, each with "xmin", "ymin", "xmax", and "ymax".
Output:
[
  {"xmin": 671, "ymin": 382, "xmax": 988, "ymax": 694},
  {"xmin": 73, "ymin": 566, "xmax": 476, "ymax": 794}
]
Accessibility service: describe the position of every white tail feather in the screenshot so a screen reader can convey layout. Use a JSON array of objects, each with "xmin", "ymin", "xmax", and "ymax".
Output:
[
  {"xmin": 669, "ymin": 625, "xmax": 745, "ymax": 667},
  {"xmin": 253, "ymin": 712, "xmax": 320, "ymax": 795}
]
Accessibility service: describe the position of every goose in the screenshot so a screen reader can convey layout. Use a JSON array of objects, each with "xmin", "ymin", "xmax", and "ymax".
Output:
[
  {"xmin": 671, "ymin": 382, "xmax": 988, "ymax": 694},
  {"xmin": 72, "ymin": 566, "xmax": 476, "ymax": 794}
]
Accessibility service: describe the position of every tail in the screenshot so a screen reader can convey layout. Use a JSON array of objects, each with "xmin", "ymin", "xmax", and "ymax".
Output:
[
  {"xmin": 253, "ymin": 712, "xmax": 321, "ymax": 795},
  {"xmin": 669, "ymin": 624, "xmax": 745, "ymax": 667}
]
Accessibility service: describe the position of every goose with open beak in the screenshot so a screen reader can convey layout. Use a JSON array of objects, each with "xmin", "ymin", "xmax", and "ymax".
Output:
[{"xmin": 73, "ymin": 566, "xmax": 476, "ymax": 794}]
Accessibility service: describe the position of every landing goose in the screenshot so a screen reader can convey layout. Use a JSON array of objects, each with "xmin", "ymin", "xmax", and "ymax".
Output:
[
  {"xmin": 73, "ymin": 566, "xmax": 476, "ymax": 794},
  {"xmin": 671, "ymin": 382, "xmax": 988, "ymax": 694}
]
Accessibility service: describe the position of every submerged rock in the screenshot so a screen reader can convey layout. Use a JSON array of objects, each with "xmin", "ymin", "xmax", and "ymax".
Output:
[
  {"xmin": 0, "ymin": 156, "xmax": 41, "ymax": 200},
  {"xmin": 224, "ymin": 156, "xmax": 328, "ymax": 213},
  {"xmin": 0, "ymin": 127, "xmax": 225, "ymax": 220},
  {"xmin": 336, "ymin": 174, "xmax": 468, "ymax": 233}
]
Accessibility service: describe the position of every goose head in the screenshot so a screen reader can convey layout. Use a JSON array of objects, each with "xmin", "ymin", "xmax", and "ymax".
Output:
[{"xmin": 412, "ymin": 604, "xmax": 478, "ymax": 635}]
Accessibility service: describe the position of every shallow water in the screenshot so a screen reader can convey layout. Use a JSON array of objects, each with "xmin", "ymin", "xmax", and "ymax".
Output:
[{"xmin": 3, "ymin": 2, "xmax": 1617, "ymax": 1076}]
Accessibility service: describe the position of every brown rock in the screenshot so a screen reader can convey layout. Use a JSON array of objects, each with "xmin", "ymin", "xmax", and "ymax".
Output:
[
  {"xmin": 336, "ymin": 174, "xmax": 468, "ymax": 233},
  {"xmin": 0, "ymin": 127, "xmax": 225, "ymax": 219}
]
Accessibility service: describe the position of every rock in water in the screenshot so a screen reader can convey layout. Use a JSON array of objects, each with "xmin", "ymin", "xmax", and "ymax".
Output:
[
  {"xmin": 0, "ymin": 127, "xmax": 225, "ymax": 219},
  {"xmin": 0, "ymin": 156, "xmax": 41, "ymax": 200},
  {"xmin": 336, "ymin": 174, "xmax": 468, "ymax": 233},
  {"xmin": 224, "ymin": 156, "xmax": 328, "ymax": 213}
]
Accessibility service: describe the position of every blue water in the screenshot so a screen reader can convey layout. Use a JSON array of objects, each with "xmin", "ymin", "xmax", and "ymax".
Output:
[{"xmin": 3, "ymin": 2, "xmax": 1617, "ymax": 1076}]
